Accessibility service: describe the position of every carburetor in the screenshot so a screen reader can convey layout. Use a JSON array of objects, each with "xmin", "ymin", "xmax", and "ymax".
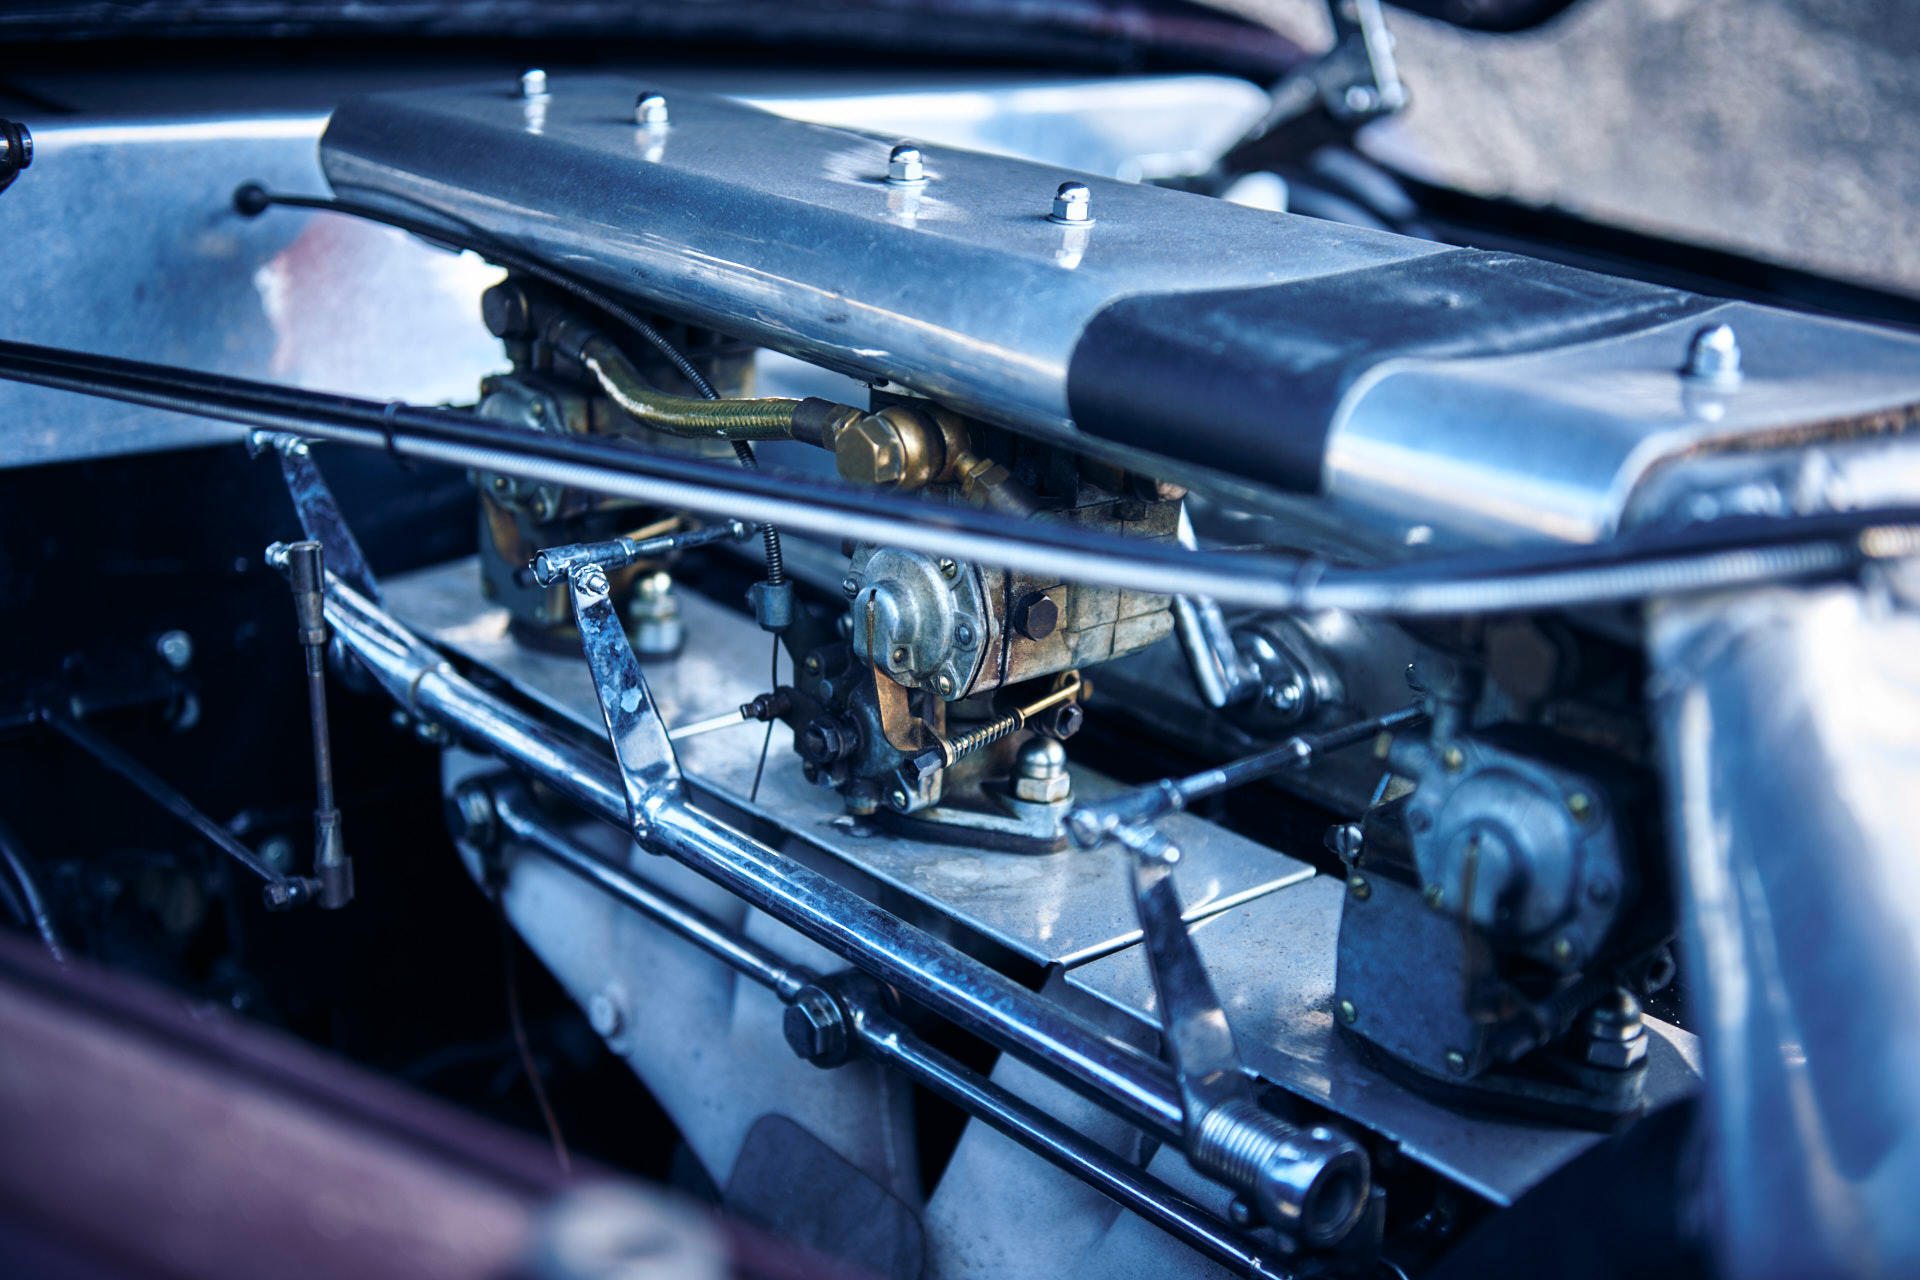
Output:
[{"xmin": 780, "ymin": 397, "xmax": 1180, "ymax": 850}]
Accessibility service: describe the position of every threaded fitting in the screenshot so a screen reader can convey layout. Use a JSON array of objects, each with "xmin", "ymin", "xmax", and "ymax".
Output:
[{"xmin": 1192, "ymin": 1098, "xmax": 1368, "ymax": 1247}]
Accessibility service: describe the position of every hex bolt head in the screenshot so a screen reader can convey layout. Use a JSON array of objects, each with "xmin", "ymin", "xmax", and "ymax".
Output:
[
  {"xmin": 155, "ymin": 629, "xmax": 194, "ymax": 672},
  {"xmin": 1684, "ymin": 323, "xmax": 1743, "ymax": 387},
  {"xmin": 519, "ymin": 68, "xmax": 549, "ymax": 99},
  {"xmin": 1013, "ymin": 592, "xmax": 1059, "ymax": 641},
  {"xmin": 782, "ymin": 988, "xmax": 849, "ymax": 1067},
  {"xmin": 887, "ymin": 143, "xmax": 926, "ymax": 184},
  {"xmin": 1049, "ymin": 181, "xmax": 1093, "ymax": 225},
  {"xmin": 634, "ymin": 92, "xmax": 669, "ymax": 126}
]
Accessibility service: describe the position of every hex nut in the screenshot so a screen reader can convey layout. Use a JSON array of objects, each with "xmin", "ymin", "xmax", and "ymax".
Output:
[
  {"xmin": 634, "ymin": 92, "xmax": 669, "ymax": 126},
  {"xmin": 1012, "ymin": 738, "xmax": 1072, "ymax": 804},
  {"xmin": 834, "ymin": 415, "xmax": 908, "ymax": 486},
  {"xmin": 1586, "ymin": 1033, "xmax": 1649, "ymax": 1070},
  {"xmin": 887, "ymin": 143, "xmax": 926, "ymax": 184},
  {"xmin": 1049, "ymin": 181, "xmax": 1092, "ymax": 224}
]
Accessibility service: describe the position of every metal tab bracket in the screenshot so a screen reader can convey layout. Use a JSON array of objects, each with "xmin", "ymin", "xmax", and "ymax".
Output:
[
  {"xmin": 1119, "ymin": 823, "xmax": 1370, "ymax": 1247},
  {"xmin": 564, "ymin": 562, "xmax": 682, "ymax": 830}
]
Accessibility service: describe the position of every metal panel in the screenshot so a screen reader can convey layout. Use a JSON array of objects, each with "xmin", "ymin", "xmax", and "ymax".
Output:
[
  {"xmin": 318, "ymin": 78, "xmax": 1444, "ymax": 446},
  {"xmin": 0, "ymin": 115, "xmax": 505, "ymax": 467},
  {"xmin": 1066, "ymin": 875, "xmax": 1702, "ymax": 1206},
  {"xmin": 387, "ymin": 558, "xmax": 1310, "ymax": 968},
  {"xmin": 1324, "ymin": 301, "xmax": 1920, "ymax": 547},
  {"xmin": 1647, "ymin": 583, "xmax": 1920, "ymax": 1279}
]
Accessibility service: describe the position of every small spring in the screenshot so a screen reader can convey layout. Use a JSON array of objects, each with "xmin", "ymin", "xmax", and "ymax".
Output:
[
  {"xmin": 945, "ymin": 713, "xmax": 1021, "ymax": 763},
  {"xmin": 731, "ymin": 440, "xmax": 785, "ymax": 587}
]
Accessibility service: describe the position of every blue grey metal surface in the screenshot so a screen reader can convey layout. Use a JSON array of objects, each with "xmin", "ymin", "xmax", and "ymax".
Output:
[
  {"xmin": 1324, "ymin": 304, "xmax": 1920, "ymax": 548},
  {"xmin": 1068, "ymin": 874, "xmax": 1701, "ymax": 1206},
  {"xmin": 384, "ymin": 556, "xmax": 1310, "ymax": 969},
  {"xmin": 1648, "ymin": 582, "xmax": 1920, "ymax": 1280},
  {"xmin": 318, "ymin": 77, "xmax": 1443, "ymax": 453},
  {"xmin": 0, "ymin": 115, "xmax": 505, "ymax": 467}
]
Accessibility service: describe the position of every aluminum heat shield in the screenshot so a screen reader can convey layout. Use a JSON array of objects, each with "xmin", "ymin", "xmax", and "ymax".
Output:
[{"xmin": 322, "ymin": 78, "xmax": 1920, "ymax": 547}]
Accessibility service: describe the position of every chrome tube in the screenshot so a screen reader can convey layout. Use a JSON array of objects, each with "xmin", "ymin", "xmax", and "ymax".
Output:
[
  {"xmin": 493, "ymin": 787, "xmax": 809, "ymax": 1002},
  {"xmin": 485, "ymin": 784, "xmax": 1280, "ymax": 1276},
  {"xmin": 323, "ymin": 578, "xmax": 1185, "ymax": 1141}
]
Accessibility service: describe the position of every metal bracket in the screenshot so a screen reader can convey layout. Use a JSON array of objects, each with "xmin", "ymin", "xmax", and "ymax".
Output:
[
  {"xmin": 564, "ymin": 562, "xmax": 682, "ymax": 832},
  {"xmin": 1222, "ymin": 0, "xmax": 1408, "ymax": 171},
  {"xmin": 255, "ymin": 432, "xmax": 382, "ymax": 604},
  {"xmin": 1117, "ymin": 823, "xmax": 1370, "ymax": 1247}
]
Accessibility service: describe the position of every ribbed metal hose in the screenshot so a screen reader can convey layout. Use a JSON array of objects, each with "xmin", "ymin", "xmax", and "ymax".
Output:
[{"xmin": 578, "ymin": 344, "xmax": 798, "ymax": 442}]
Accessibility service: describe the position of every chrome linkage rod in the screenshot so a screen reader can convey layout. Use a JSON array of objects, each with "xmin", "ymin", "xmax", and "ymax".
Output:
[
  {"xmin": 473, "ymin": 782, "xmax": 1289, "ymax": 1276},
  {"xmin": 1067, "ymin": 705, "xmax": 1426, "ymax": 852},
  {"xmin": 317, "ymin": 568, "xmax": 1367, "ymax": 1248}
]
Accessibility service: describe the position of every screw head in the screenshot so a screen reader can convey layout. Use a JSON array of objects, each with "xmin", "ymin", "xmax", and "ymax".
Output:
[
  {"xmin": 155, "ymin": 629, "xmax": 194, "ymax": 672},
  {"xmin": 842, "ymin": 576, "xmax": 860, "ymax": 598},
  {"xmin": 1552, "ymin": 936, "xmax": 1577, "ymax": 966},
  {"xmin": 1346, "ymin": 874, "xmax": 1371, "ymax": 901},
  {"xmin": 587, "ymin": 992, "xmax": 624, "ymax": 1039},
  {"xmin": 1441, "ymin": 745, "xmax": 1466, "ymax": 772},
  {"xmin": 887, "ymin": 143, "xmax": 926, "ymax": 184},
  {"xmin": 1228, "ymin": 1197, "xmax": 1259, "ymax": 1229},
  {"xmin": 889, "ymin": 789, "xmax": 911, "ymax": 812},
  {"xmin": 1445, "ymin": 1050, "xmax": 1469, "ymax": 1076},
  {"xmin": 1566, "ymin": 791, "xmax": 1594, "ymax": 822},
  {"xmin": 634, "ymin": 92, "xmax": 669, "ymax": 126},
  {"xmin": 1336, "ymin": 998, "xmax": 1358, "ymax": 1026},
  {"xmin": 1049, "ymin": 181, "xmax": 1093, "ymax": 225},
  {"xmin": 519, "ymin": 68, "xmax": 549, "ymax": 99},
  {"xmin": 803, "ymin": 654, "xmax": 822, "ymax": 674},
  {"xmin": 1684, "ymin": 323, "xmax": 1743, "ymax": 386},
  {"xmin": 1343, "ymin": 84, "xmax": 1379, "ymax": 115},
  {"xmin": 1422, "ymin": 883, "xmax": 1444, "ymax": 910},
  {"xmin": 889, "ymin": 645, "xmax": 910, "ymax": 668},
  {"xmin": 1266, "ymin": 680, "xmax": 1305, "ymax": 713},
  {"xmin": 934, "ymin": 673, "xmax": 956, "ymax": 698},
  {"xmin": 937, "ymin": 557, "xmax": 959, "ymax": 579},
  {"xmin": 954, "ymin": 621, "xmax": 975, "ymax": 647}
]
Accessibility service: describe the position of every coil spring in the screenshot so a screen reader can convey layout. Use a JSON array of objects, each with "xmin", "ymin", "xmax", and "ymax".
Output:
[{"xmin": 731, "ymin": 440, "xmax": 785, "ymax": 586}]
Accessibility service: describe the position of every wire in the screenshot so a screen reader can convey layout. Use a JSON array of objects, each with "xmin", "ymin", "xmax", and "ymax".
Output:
[
  {"xmin": 499, "ymin": 900, "xmax": 570, "ymax": 1178},
  {"xmin": 750, "ymin": 637, "xmax": 779, "ymax": 804}
]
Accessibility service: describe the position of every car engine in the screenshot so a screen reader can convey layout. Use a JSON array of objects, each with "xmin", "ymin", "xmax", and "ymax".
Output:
[{"xmin": 1, "ymin": 8, "xmax": 1917, "ymax": 1278}]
